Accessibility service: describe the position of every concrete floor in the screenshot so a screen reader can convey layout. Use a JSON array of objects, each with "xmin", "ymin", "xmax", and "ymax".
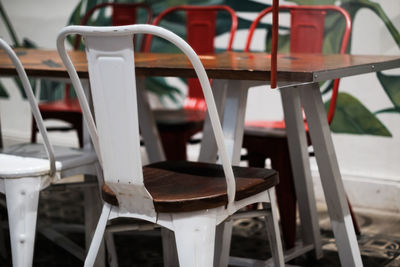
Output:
[{"xmin": 1, "ymin": 185, "xmax": 400, "ymax": 266}]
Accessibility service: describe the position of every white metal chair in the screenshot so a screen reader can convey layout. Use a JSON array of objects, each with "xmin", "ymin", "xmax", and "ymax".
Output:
[
  {"xmin": 0, "ymin": 39, "xmax": 105, "ymax": 266},
  {"xmin": 57, "ymin": 24, "xmax": 285, "ymax": 267},
  {"xmin": 0, "ymin": 38, "xmax": 63, "ymax": 267}
]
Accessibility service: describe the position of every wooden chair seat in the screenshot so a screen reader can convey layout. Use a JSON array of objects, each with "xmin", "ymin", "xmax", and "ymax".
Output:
[{"xmin": 102, "ymin": 161, "xmax": 279, "ymax": 213}]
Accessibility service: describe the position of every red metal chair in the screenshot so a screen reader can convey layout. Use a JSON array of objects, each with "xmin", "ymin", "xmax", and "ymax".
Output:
[
  {"xmin": 242, "ymin": 5, "xmax": 358, "ymax": 249},
  {"xmin": 144, "ymin": 5, "xmax": 238, "ymax": 160},
  {"xmin": 31, "ymin": 3, "xmax": 152, "ymax": 148}
]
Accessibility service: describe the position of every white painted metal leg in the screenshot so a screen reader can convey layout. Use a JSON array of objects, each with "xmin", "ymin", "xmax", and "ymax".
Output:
[
  {"xmin": 280, "ymin": 86, "xmax": 323, "ymax": 258},
  {"xmin": 173, "ymin": 210, "xmax": 217, "ymax": 267},
  {"xmin": 213, "ymin": 219, "xmax": 233, "ymax": 267},
  {"xmin": 137, "ymin": 77, "xmax": 166, "ymax": 163},
  {"xmin": 265, "ymin": 189, "xmax": 285, "ymax": 267},
  {"xmin": 84, "ymin": 203, "xmax": 112, "ymax": 267},
  {"xmin": 199, "ymin": 79, "xmax": 227, "ymax": 163},
  {"xmin": 299, "ymin": 83, "xmax": 362, "ymax": 267},
  {"xmin": 161, "ymin": 228, "xmax": 179, "ymax": 267},
  {"xmin": 219, "ymin": 80, "xmax": 249, "ymax": 165},
  {"xmin": 4, "ymin": 177, "xmax": 41, "ymax": 267}
]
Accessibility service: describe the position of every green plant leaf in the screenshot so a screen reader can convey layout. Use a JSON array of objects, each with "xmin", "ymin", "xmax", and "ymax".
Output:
[
  {"xmin": 341, "ymin": 0, "xmax": 400, "ymax": 48},
  {"xmin": 325, "ymin": 92, "xmax": 391, "ymax": 137},
  {"xmin": 145, "ymin": 77, "xmax": 183, "ymax": 105},
  {"xmin": 39, "ymin": 80, "xmax": 66, "ymax": 101},
  {"xmin": 375, "ymin": 107, "xmax": 400, "ymax": 115},
  {"xmin": 376, "ymin": 72, "xmax": 400, "ymax": 110}
]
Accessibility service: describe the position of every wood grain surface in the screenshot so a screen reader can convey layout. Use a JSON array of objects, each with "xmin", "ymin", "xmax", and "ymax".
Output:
[
  {"xmin": 102, "ymin": 161, "xmax": 279, "ymax": 213},
  {"xmin": 1, "ymin": 49, "xmax": 399, "ymax": 83}
]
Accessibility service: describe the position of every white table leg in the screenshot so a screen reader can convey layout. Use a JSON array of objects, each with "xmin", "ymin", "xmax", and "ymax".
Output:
[
  {"xmin": 199, "ymin": 79, "xmax": 248, "ymax": 165},
  {"xmin": 280, "ymin": 86, "xmax": 323, "ymax": 258},
  {"xmin": 220, "ymin": 80, "xmax": 249, "ymax": 165},
  {"xmin": 137, "ymin": 78, "xmax": 166, "ymax": 163},
  {"xmin": 199, "ymin": 79, "xmax": 227, "ymax": 163},
  {"xmin": 299, "ymin": 83, "xmax": 362, "ymax": 266},
  {"xmin": 200, "ymin": 80, "xmax": 249, "ymax": 267}
]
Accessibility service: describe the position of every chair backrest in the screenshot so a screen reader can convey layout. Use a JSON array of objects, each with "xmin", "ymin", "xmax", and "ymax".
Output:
[
  {"xmin": 0, "ymin": 39, "xmax": 56, "ymax": 175},
  {"xmin": 57, "ymin": 25, "xmax": 236, "ymax": 214},
  {"xmin": 144, "ymin": 5, "xmax": 238, "ymax": 110},
  {"xmin": 245, "ymin": 5, "xmax": 351, "ymax": 123},
  {"xmin": 67, "ymin": 3, "xmax": 153, "ymax": 102}
]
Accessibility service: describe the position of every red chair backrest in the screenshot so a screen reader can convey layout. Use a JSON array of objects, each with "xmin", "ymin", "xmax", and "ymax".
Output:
[
  {"xmin": 245, "ymin": 5, "xmax": 351, "ymax": 123},
  {"xmin": 144, "ymin": 5, "xmax": 238, "ymax": 109}
]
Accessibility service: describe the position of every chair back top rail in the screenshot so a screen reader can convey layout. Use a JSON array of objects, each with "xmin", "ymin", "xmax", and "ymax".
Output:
[
  {"xmin": 57, "ymin": 25, "xmax": 237, "ymax": 213},
  {"xmin": 0, "ymin": 39, "xmax": 56, "ymax": 175}
]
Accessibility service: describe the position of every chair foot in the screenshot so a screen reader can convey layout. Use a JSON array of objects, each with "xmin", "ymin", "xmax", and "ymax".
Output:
[{"xmin": 4, "ymin": 177, "xmax": 41, "ymax": 267}]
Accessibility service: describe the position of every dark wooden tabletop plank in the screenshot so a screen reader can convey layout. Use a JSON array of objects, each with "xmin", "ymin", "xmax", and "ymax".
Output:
[{"xmin": 0, "ymin": 49, "xmax": 399, "ymax": 83}]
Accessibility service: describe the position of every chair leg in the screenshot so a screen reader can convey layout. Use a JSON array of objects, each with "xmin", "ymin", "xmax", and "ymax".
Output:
[
  {"xmin": 264, "ymin": 189, "xmax": 285, "ymax": 267},
  {"xmin": 4, "ymin": 177, "xmax": 41, "ymax": 267},
  {"xmin": 84, "ymin": 203, "xmax": 112, "ymax": 267},
  {"xmin": 247, "ymin": 148, "xmax": 297, "ymax": 249},
  {"xmin": 172, "ymin": 211, "xmax": 217, "ymax": 266},
  {"xmin": 347, "ymin": 196, "xmax": 361, "ymax": 235},
  {"xmin": 161, "ymin": 228, "xmax": 179, "ymax": 267},
  {"xmin": 213, "ymin": 219, "xmax": 233, "ymax": 267},
  {"xmin": 270, "ymin": 142, "xmax": 297, "ymax": 249}
]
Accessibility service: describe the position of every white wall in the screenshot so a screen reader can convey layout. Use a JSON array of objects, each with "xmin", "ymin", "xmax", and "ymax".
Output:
[{"xmin": 0, "ymin": 0, "xmax": 81, "ymax": 146}]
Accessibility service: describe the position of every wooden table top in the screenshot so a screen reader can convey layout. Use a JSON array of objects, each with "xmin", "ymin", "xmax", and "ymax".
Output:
[{"xmin": 1, "ymin": 49, "xmax": 399, "ymax": 83}]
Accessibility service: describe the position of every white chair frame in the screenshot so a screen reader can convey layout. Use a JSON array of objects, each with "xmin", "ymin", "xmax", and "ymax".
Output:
[
  {"xmin": 0, "ymin": 39, "xmax": 61, "ymax": 267},
  {"xmin": 57, "ymin": 24, "xmax": 284, "ymax": 267},
  {"xmin": 0, "ymin": 39, "xmax": 111, "ymax": 267}
]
